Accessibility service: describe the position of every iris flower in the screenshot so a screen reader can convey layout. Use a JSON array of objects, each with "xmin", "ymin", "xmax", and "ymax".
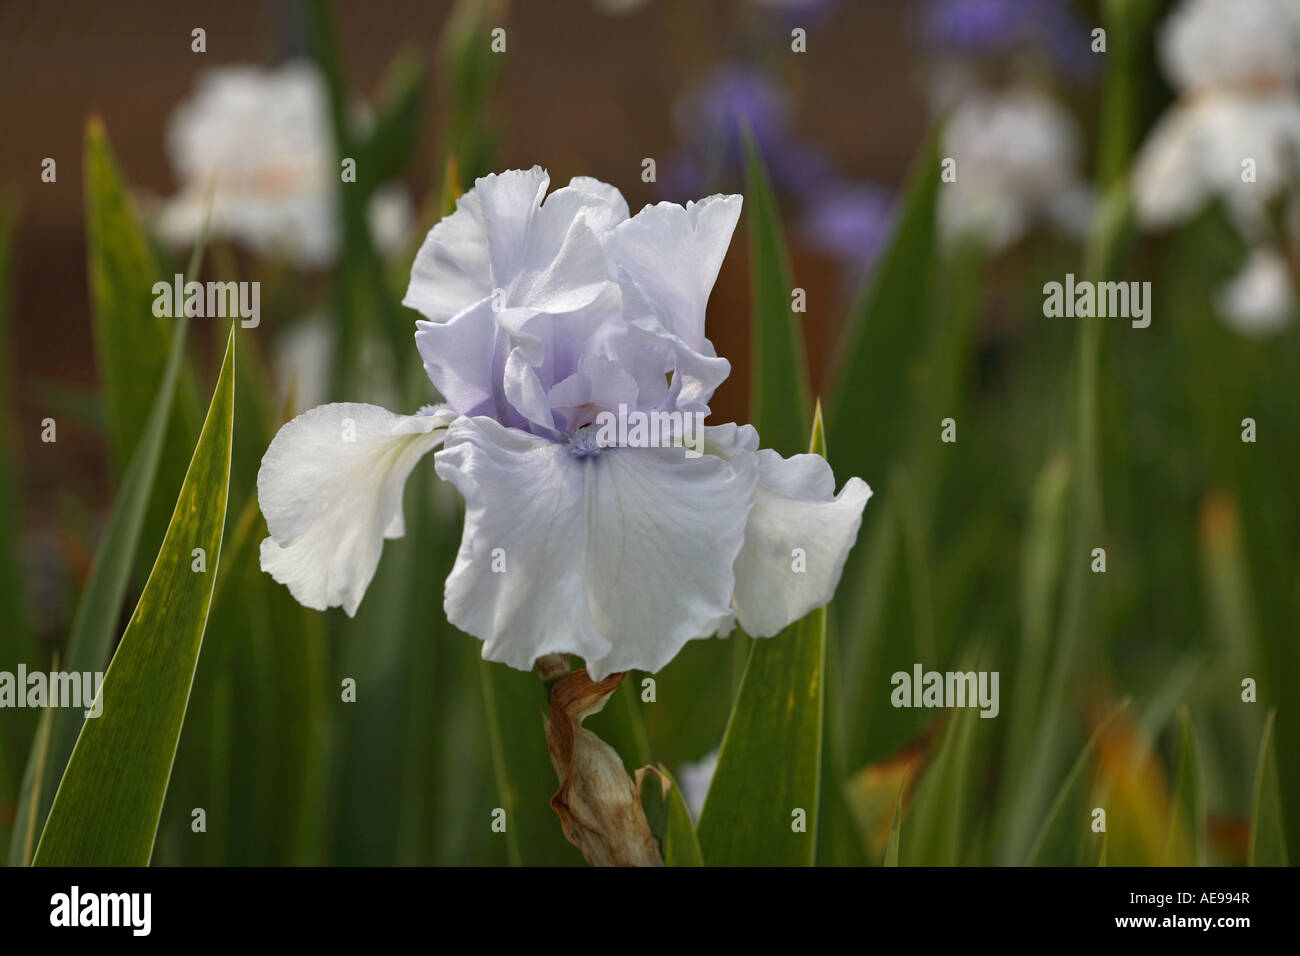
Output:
[
  {"xmin": 152, "ymin": 61, "xmax": 412, "ymax": 267},
  {"xmin": 1132, "ymin": 0, "xmax": 1300, "ymax": 334},
  {"xmin": 1134, "ymin": 0, "xmax": 1300, "ymax": 233},
  {"xmin": 257, "ymin": 167, "xmax": 870, "ymax": 680},
  {"xmin": 939, "ymin": 87, "xmax": 1092, "ymax": 251}
]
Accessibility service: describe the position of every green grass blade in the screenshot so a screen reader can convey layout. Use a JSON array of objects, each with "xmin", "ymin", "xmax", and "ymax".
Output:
[
  {"xmin": 85, "ymin": 119, "xmax": 198, "ymax": 473},
  {"xmin": 0, "ymin": 196, "xmax": 36, "ymax": 855},
  {"xmin": 883, "ymin": 769, "xmax": 906, "ymax": 867},
  {"xmin": 32, "ymin": 330, "xmax": 236, "ymax": 866},
  {"xmin": 358, "ymin": 51, "xmax": 426, "ymax": 197},
  {"xmin": 662, "ymin": 766, "xmax": 704, "ymax": 867},
  {"xmin": 6, "ymin": 708, "xmax": 52, "ymax": 866},
  {"xmin": 439, "ymin": 0, "xmax": 504, "ymax": 183},
  {"xmin": 695, "ymin": 409, "xmax": 828, "ymax": 866},
  {"xmin": 85, "ymin": 119, "xmax": 200, "ymax": 583},
  {"xmin": 742, "ymin": 125, "xmax": 810, "ymax": 458},
  {"xmin": 11, "ymin": 225, "xmax": 208, "ymax": 861},
  {"xmin": 899, "ymin": 703, "xmax": 979, "ymax": 866},
  {"xmin": 1165, "ymin": 706, "xmax": 1206, "ymax": 866},
  {"xmin": 1026, "ymin": 699, "xmax": 1130, "ymax": 865},
  {"xmin": 1248, "ymin": 709, "xmax": 1288, "ymax": 866},
  {"xmin": 824, "ymin": 132, "xmax": 940, "ymax": 484},
  {"xmin": 17, "ymin": 317, "xmax": 190, "ymax": 853},
  {"xmin": 999, "ymin": 183, "xmax": 1132, "ymax": 865},
  {"xmin": 476, "ymin": 659, "xmax": 584, "ymax": 866}
]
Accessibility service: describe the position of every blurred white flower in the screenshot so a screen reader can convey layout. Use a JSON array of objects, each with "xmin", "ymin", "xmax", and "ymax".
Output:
[
  {"xmin": 153, "ymin": 61, "xmax": 413, "ymax": 267},
  {"xmin": 1217, "ymin": 246, "xmax": 1295, "ymax": 336},
  {"xmin": 1158, "ymin": 0, "xmax": 1300, "ymax": 94},
  {"xmin": 258, "ymin": 168, "xmax": 870, "ymax": 680},
  {"xmin": 1134, "ymin": 96, "xmax": 1300, "ymax": 232},
  {"xmin": 1134, "ymin": 0, "xmax": 1300, "ymax": 336},
  {"xmin": 939, "ymin": 86, "xmax": 1092, "ymax": 250},
  {"xmin": 1134, "ymin": 0, "xmax": 1300, "ymax": 234}
]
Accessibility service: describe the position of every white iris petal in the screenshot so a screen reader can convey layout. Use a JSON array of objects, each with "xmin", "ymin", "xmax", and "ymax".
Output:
[
  {"xmin": 434, "ymin": 416, "xmax": 759, "ymax": 680},
  {"xmin": 258, "ymin": 403, "xmax": 456, "ymax": 616}
]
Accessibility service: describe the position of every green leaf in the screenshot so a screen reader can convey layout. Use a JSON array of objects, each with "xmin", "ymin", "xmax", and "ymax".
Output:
[
  {"xmin": 33, "ymin": 330, "xmax": 236, "ymax": 866},
  {"xmin": 1248, "ymin": 708, "xmax": 1288, "ymax": 866},
  {"xmin": 883, "ymin": 769, "xmax": 906, "ymax": 867},
  {"xmin": 476, "ymin": 659, "xmax": 584, "ymax": 866},
  {"xmin": 815, "ymin": 626, "xmax": 868, "ymax": 866},
  {"xmin": 307, "ymin": 1, "xmax": 416, "ymax": 395},
  {"xmin": 695, "ymin": 408, "xmax": 828, "ymax": 865},
  {"xmin": 1000, "ymin": 182, "xmax": 1132, "ymax": 865},
  {"xmin": 899, "ymin": 702, "xmax": 980, "ymax": 865},
  {"xmin": 1026, "ymin": 699, "xmax": 1130, "ymax": 865},
  {"xmin": 7, "ymin": 708, "xmax": 53, "ymax": 867},
  {"xmin": 825, "ymin": 132, "xmax": 941, "ymax": 485},
  {"xmin": 993, "ymin": 456, "xmax": 1070, "ymax": 853},
  {"xmin": 661, "ymin": 766, "xmax": 704, "ymax": 867},
  {"xmin": 0, "ymin": 196, "xmax": 36, "ymax": 854},
  {"xmin": 85, "ymin": 119, "xmax": 197, "ymax": 475},
  {"xmin": 84, "ymin": 119, "xmax": 200, "ymax": 580},
  {"xmin": 14, "ymin": 316, "xmax": 191, "ymax": 858},
  {"xmin": 1096, "ymin": 0, "xmax": 1162, "ymax": 187},
  {"xmin": 356, "ymin": 50, "xmax": 426, "ymax": 197},
  {"xmin": 1165, "ymin": 706, "xmax": 1205, "ymax": 866},
  {"xmin": 439, "ymin": 0, "xmax": 504, "ymax": 183},
  {"xmin": 12, "ymin": 227, "xmax": 208, "ymax": 863},
  {"xmin": 742, "ymin": 126, "xmax": 810, "ymax": 458}
]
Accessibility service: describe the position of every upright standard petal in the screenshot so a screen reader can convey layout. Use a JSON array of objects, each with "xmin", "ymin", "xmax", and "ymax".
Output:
[
  {"xmin": 606, "ymin": 194, "xmax": 742, "ymax": 350},
  {"xmin": 403, "ymin": 168, "xmax": 624, "ymax": 324},
  {"xmin": 258, "ymin": 403, "xmax": 456, "ymax": 615},
  {"xmin": 435, "ymin": 416, "xmax": 758, "ymax": 679}
]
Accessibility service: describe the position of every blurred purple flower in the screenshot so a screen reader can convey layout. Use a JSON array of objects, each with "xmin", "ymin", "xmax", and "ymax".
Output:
[
  {"xmin": 922, "ymin": 0, "xmax": 1094, "ymax": 76},
  {"xmin": 665, "ymin": 64, "xmax": 834, "ymax": 201},
  {"xmin": 801, "ymin": 181, "xmax": 895, "ymax": 282}
]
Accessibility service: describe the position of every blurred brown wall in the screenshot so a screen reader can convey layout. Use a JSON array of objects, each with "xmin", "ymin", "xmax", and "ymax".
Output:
[{"xmin": 0, "ymin": 0, "xmax": 927, "ymax": 512}]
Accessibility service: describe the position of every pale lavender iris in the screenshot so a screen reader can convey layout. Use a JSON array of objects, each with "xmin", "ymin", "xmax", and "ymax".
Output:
[{"xmin": 257, "ymin": 168, "xmax": 871, "ymax": 680}]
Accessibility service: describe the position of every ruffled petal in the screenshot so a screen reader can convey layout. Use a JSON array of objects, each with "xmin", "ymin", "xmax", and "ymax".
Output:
[
  {"xmin": 414, "ymin": 299, "xmax": 511, "ymax": 420},
  {"xmin": 434, "ymin": 416, "xmax": 758, "ymax": 679},
  {"xmin": 258, "ymin": 403, "xmax": 456, "ymax": 615},
  {"xmin": 403, "ymin": 168, "xmax": 622, "ymax": 326},
  {"xmin": 403, "ymin": 167, "xmax": 549, "ymax": 322},
  {"xmin": 703, "ymin": 426, "xmax": 872, "ymax": 637},
  {"xmin": 507, "ymin": 209, "xmax": 613, "ymax": 317},
  {"xmin": 606, "ymin": 194, "xmax": 742, "ymax": 350}
]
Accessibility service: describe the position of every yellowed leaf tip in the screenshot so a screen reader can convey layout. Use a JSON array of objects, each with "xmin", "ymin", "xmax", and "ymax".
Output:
[{"xmin": 809, "ymin": 399, "xmax": 826, "ymax": 457}]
